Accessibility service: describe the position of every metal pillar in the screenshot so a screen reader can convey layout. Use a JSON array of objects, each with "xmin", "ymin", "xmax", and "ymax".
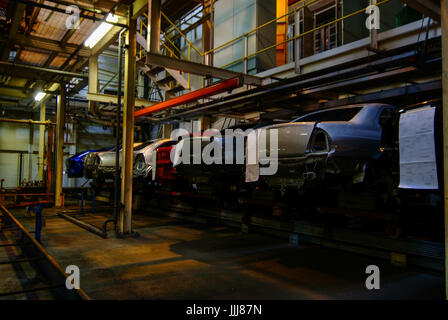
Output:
[
  {"xmin": 370, "ymin": 0, "xmax": 378, "ymax": 49},
  {"xmin": 162, "ymin": 124, "xmax": 173, "ymax": 138},
  {"xmin": 88, "ymin": 56, "xmax": 99, "ymax": 115},
  {"xmin": 27, "ymin": 122, "xmax": 34, "ymax": 182},
  {"xmin": 147, "ymin": 0, "xmax": 161, "ymax": 53},
  {"xmin": 38, "ymin": 103, "xmax": 46, "ymax": 181},
  {"xmin": 119, "ymin": 17, "xmax": 137, "ymax": 235},
  {"xmin": 202, "ymin": 0, "xmax": 211, "ymax": 54},
  {"xmin": 46, "ymin": 125, "xmax": 54, "ymax": 194},
  {"xmin": 294, "ymin": 8, "xmax": 301, "ymax": 73},
  {"xmin": 28, "ymin": 203, "xmax": 43, "ymax": 243},
  {"xmin": 114, "ymin": 29, "xmax": 126, "ymax": 233},
  {"xmin": 442, "ymin": 0, "xmax": 448, "ymax": 300},
  {"xmin": 209, "ymin": 0, "xmax": 214, "ymax": 67},
  {"xmin": 18, "ymin": 152, "xmax": 23, "ymax": 186},
  {"xmin": 55, "ymin": 84, "xmax": 65, "ymax": 207}
]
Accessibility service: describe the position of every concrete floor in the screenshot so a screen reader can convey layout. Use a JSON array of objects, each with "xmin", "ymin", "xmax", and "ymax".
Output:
[{"xmin": 7, "ymin": 207, "xmax": 445, "ymax": 300}]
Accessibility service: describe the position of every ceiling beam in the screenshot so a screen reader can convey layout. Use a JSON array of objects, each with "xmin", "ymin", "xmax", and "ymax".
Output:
[
  {"xmin": 261, "ymin": 80, "xmax": 442, "ymax": 120},
  {"xmin": 86, "ymin": 92, "xmax": 155, "ymax": 107},
  {"xmin": 15, "ymin": 0, "xmax": 128, "ymax": 27},
  {"xmin": 43, "ymin": 52, "xmax": 59, "ymax": 68},
  {"xmin": 132, "ymin": 0, "xmax": 149, "ymax": 19},
  {"xmin": 0, "ymin": 34, "xmax": 91, "ymax": 57},
  {"xmin": 401, "ymin": 0, "xmax": 440, "ymax": 22},
  {"xmin": 145, "ymin": 52, "xmax": 264, "ymax": 86},
  {"xmin": 91, "ymin": 25, "xmax": 123, "ymax": 56},
  {"xmin": 0, "ymin": 88, "xmax": 30, "ymax": 99},
  {"xmin": 0, "ymin": 61, "xmax": 87, "ymax": 80},
  {"xmin": 61, "ymin": 15, "xmax": 86, "ymax": 46},
  {"xmin": 41, "ymin": 0, "xmax": 113, "ymax": 15},
  {"xmin": 1, "ymin": 3, "xmax": 26, "ymax": 61},
  {"xmin": 25, "ymin": 0, "xmax": 44, "ymax": 35},
  {"xmin": 86, "ymin": 0, "xmax": 166, "ymax": 58},
  {"xmin": 68, "ymin": 78, "xmax": 89, "ymax": 96}
]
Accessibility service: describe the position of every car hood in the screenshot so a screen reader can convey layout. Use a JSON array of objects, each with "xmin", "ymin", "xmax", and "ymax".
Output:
[
  {"xmin": 99, "ymin": 149, "xmax": 146, "ymax": 167},
  {"xmin": 98, "ymin": 151, "xmax": 121, "ymax": 167}
]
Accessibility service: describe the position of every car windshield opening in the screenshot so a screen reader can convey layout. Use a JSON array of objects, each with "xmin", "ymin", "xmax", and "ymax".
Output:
[
  {"xmin": 293, "ymin": 107, "xmax": 363, "ymax": 122},
  {"xmin": 134, "ymin": 140, "xmax": 156, "ymax": 151}
]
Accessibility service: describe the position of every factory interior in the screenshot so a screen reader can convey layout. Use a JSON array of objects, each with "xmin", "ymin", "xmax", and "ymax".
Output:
[{"xmin": 0, "ymin": 0, "xmax": 447, "ymax": 304}]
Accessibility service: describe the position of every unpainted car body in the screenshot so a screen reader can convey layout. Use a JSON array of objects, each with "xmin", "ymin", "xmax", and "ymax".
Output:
[
  {"xmin": 175, "ymin": 103, "xmax": 396, "ymax": 190},
  {"xmin": 84, "ymin": 142, "xmax": 142, "ymax": 179},
  {"xmin": 293, "ymin": 103, "xmax": 395, "ymax": 159},
  {"xmin": 133, "ymin": 138, "xmax": 177, "ymax": 179},
  {"xmin": 66, "ymin": 149, "xmax": 100, "ymax": 178},
  {"xmin": 267, "ymin": 103, "xmax": 397, "ymax": 188},
  {"xmin": 256, "ymin": 121, "xmax": 333, "ymax": 188},
  {"xmin": 173, "ymin": 123, "xmax": 278, "ymax": 185},
  {"xmin": 66, "ymin": 147, "xmax": 115, "ymax": 178}
]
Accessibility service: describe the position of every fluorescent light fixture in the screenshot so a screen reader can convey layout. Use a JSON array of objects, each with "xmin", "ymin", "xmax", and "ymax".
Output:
[
  {"xmin": 84, "ymin": 14, "xmax": 119, "ymax": 48},
  {"xmin": 34, "ymin": 91, "xmax": 46, "ymax": 102}
]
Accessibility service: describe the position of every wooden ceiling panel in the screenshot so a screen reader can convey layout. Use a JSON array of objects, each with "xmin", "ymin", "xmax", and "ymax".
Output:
[{"xmin": 19, "ymin": 49, "xmax": 50, "ymax": 65}]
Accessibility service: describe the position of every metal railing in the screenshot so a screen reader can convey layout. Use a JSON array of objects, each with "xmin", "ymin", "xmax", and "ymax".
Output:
[
  {"xmin": 138, "ymin": 0, "xmax": 392, "ymax": 87},
  {"xmin": 218, "ymin": 0, "xmax": 392, "ymax": 69}
]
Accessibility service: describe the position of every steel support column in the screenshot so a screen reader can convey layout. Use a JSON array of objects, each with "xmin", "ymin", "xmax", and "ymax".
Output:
[
  {"xmin": 148, "ymin": 0, "xmax": 161, "ymax": 53},
  {"xmin": 441, "ymin": 0, "xmax": 448, "ymax": 300},
  {"xmin": 370, "ymin": 0, "xmax": 378, "ymax": 49},
  {"xmin": 55, "ymin": 84, "xmax": 65, "ymax": 207},
  {"xmin": 38, "ymin": 103, "xmax": 46, "ymax": 181},
  {"xmin": 88, "ymin": 56, "xmax": 99, "ymax": 116},
  {"xmin": 294, "ymin": 8, "xmax": 301, "ymax": 73},
  {"xmin": 202, "ymin": 0, "xmax": 212, "ymax": 54},
  {"xmin": 27, "ymin": 122, "xmax": 34, "ymax": 182},
  {"xmin": 119, "ymin": 18, "xmax": 137, "ymax": 235}
]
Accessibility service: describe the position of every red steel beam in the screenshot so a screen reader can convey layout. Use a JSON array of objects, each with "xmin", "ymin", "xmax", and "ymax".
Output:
[{"xmin": 134, "ymin": 77, "xmax": 241, "ymax": 118}]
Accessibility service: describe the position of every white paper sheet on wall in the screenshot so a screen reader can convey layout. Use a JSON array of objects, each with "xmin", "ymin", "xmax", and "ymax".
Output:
[{"xmin": 399, "ymin": 106, "xmax": 438, "ymax": 189}]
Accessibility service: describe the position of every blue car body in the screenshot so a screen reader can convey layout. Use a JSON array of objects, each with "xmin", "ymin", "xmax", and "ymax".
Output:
[{"xmin": 66, "ymin": 148, "xmax": 113, "ymax": 178}]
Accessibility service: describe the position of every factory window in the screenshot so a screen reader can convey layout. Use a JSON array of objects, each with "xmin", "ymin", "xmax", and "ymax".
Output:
[{"xmin": 314, "ymin": 4, "xmax": 337, "ymax": 53}]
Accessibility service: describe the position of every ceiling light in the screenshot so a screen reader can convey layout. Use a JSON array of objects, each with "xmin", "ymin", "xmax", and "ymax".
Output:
[
  {"xmin": 84, "ymin": 14, "xmax": 119, "ymax": 48},
  {"xmin": 34, "ymin": 91, "xmax": 46, "ymax": 102}
]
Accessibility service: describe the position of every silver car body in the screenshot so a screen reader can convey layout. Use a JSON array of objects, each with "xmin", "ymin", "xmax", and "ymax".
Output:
[
  {"xmin": 252, "ymin": 103, "xmax": 395, "ymax": 188},
  {"xmin": 133, "ymin": 138, "xmax": 175, "ymax": 179},
  {"xmin": 254, "ymin": 121, "xmax": 333, "ymax": 187},
  {"xmin": 258, "ymin": 122, "xmax": 331, "ymax": 160},
  {"xmin": 84, "ymin": 142, "xmax": 142, "ymax": 179},
  {"xmin": 292, "ymin": 103, "xmax": 395, "ymax": 159}
]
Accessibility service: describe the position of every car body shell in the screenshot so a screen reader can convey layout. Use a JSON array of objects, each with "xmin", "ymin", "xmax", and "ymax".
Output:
[
  {"xmin": 292, "ymin": 103, "xmax": 395, "ymax": 160},
  {"xmin": 66, "ymin": 148, "xmax": 112, "ymax": 178},
  {"xmin": 84, "ymin": 143, "xmax": 142, "ymax": 179},
  {"xmin": 175, "ymin": 103, "xmax": 395, "ymax": 188},
  {"xmin": 133, "ymin": 139, "xmax": 177, "ymax": 179}
]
